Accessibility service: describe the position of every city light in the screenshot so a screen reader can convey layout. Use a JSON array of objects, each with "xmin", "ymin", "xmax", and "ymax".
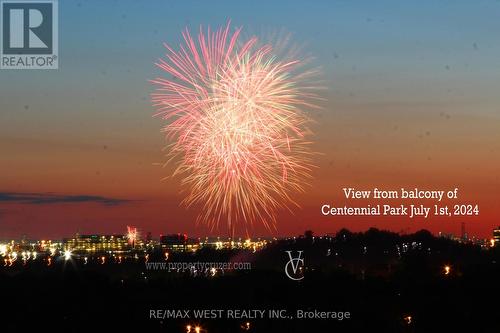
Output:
[
  {"xmin": 444, "ymin": 265, "xmax": 451, "ymax": 275},
  {"xmin": 0, "ymin": 244, "xmax": 7, "ymax": 256},
  {"xmin": 64, "ymin": 250, "xmax": 72, "ymax": 261},
  {"xmin": 186, "ymin": 325, "xmax": 202, "ymax": 333}
]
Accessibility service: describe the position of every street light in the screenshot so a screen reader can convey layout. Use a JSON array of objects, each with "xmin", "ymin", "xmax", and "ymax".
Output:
[{"xmin": 64, "ymin": 250, "xmax": 72, "ymax": 261}]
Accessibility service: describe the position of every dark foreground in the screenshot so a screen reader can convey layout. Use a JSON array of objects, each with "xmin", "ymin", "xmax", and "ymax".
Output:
[{"xmin": 1, "ymin": 229, "xmax": 499, "ymax": 333}]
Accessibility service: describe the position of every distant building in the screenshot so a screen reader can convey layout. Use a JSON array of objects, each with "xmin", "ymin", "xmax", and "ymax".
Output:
[
  {"xmin": 160, "ymin": 234, "xmax": 199, "ymax": 252},
  {"xmin": 493, "ymin": 227, "xmax": 500, "ymax": 246},
  {"xmin": 199, "ymin": 237, "xmax": 267, "ymax": 251},
  {"xmin": 63, "ymin": 234, "xmax": 129, "ymax": 254}
]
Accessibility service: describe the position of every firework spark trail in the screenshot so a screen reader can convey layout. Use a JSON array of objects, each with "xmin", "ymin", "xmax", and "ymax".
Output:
[
  {"xmin": 127, "ymin": 226, "xmax": 138, "ymax": 246},
  {"xmin": 151, "ymin": 23, "xmax": 317, "ymax": 234}
]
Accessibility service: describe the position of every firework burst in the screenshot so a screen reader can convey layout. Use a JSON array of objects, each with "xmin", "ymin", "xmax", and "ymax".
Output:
[
  {"xmin": 151, "ymin": 22, "xmax": 318, "ymax": 233},
  {"xmin": 127, "ymin": 226, "xmax": 138, "ymax": 246}
]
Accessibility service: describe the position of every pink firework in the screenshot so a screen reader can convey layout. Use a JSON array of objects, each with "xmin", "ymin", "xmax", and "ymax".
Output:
[
  {"xmin": 151, "ymin": 23, "xmax": 317, "ymax": 233},
  {"xmin": 127, "ymin": 226, "xmax": 138, "ymax": 246}
]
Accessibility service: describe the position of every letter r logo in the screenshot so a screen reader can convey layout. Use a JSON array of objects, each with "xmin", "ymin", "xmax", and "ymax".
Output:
[
  {"xmin": 2, "ymin": 1, "xmax": 53, "ymax": 54},
  {"xmin": 9, "ymin": 8, "xmax": 47, "ymax": 48}
]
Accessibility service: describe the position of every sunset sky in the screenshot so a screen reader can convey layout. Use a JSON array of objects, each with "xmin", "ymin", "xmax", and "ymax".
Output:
[{"xmin": 1, "ymin": 0, "xmax": 499, "ymax": 239}]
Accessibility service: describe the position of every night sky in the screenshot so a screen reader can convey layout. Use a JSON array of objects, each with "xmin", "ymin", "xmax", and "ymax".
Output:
[{"xmin": 1, "ymin": 0, "xmax": 499, "ymax": 239}]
